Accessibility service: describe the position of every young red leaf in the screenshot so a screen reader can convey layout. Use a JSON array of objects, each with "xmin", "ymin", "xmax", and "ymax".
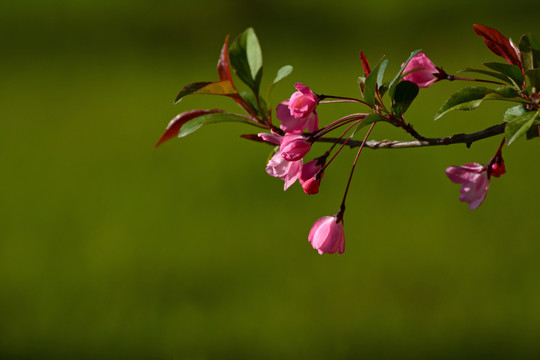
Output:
[
  {"xmin": 359, "ymin": 51, "xmax": 371, "ymax": 76},
  {"xmin": 217, "ymin": 35, "xmax": 232, "ymax": 82},
  {"xmin": 473, "ymin": 24, "xmax": 521, "ymax": 68},
  {"xmin": 154, "ymin": 109, "xmax": 223, "ymax": 149},
  {"xmin": 240, "ymin": 134, "xmax": 267, "ymax": 143}
]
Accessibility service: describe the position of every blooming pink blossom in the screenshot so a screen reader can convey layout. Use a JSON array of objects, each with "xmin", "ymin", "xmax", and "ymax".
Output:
[
  {"xmin": 308, "ymin": 215, "xmax": 345, "ymax": 255},
  {"xmin": 299, "ymin": 159, "xmax": 324, "ymax": 195},
  {"xmin": 276, "ymin": 101, "xmax": 319, "ymax": 133},
  {"xmin": 445, "ymin": 163, "xmax": 490, "ymax": 210},
  {"xmin": 288, "ymin": 82, "xmax": 318, "ymax": 118},
  {"xmin": 266, "ymin": 151, "xmax": 302, "ymax": 190},
  {"xmin": 403, "ymin": 53, "xmax": 439, "ymax": 88},
  {"xmin": 280, "ymin": 134, "xmax": 311, "ymax": 161}
]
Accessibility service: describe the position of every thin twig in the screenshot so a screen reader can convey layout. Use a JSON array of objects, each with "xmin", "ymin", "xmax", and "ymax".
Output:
[{"xmin": 315, "ymin": 123, "xmax": 506, "ymax": 149}]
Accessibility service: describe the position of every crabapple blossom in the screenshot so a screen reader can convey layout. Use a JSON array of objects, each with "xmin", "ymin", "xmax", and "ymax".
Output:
[
  {"xmin": 308, "ymin": 215, "xmax": 345, "ymax": 255},
  {"xmin": 276, "ymin": 101, "xmax": 319, "ymax": 133},
  {"xmin": 279, "ymin": 134, "xmax": 311, "ymax": 161},
  {"xmin": 403, "ymin": 53, "xmax": 440, "ymax": 88},
  {"xmin": 445, "ymin": 163, "xmax": 490, "ymax": 210},
  {"xmin": 266, "ymin": 151, "xmax": 302, "ymax": 190},
  {"xmin": 288, "ymin": 82, "xmax": 318, "ymax": 118}
]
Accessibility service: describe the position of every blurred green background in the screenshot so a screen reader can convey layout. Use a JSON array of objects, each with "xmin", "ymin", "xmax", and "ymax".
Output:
[{"xmin": 1, "ymin": 0, "xmax": 540, "ymax": 358}]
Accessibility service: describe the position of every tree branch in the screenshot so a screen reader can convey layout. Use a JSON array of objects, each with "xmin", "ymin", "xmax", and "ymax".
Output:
[{"xmin": 316, "ymin": 123, "xmax": 506, "ymax": 149}]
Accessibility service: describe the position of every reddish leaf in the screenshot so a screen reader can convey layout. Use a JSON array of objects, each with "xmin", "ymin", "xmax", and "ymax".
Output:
[
  {"xmin": 217, "ymin": 35, "xmax": 232, "ymax": 81},
  {"xmin": 154, "ymin": 109, "xmax": 223, "ymax": 149},
  {"xmin": 473, "ymin": 24, "xmax": 521, "ymax": 67},
  {"xmin": 240, "ymin": 134, "xmax": 266, "ymax": 143},
  {"xmin": 175, "ymin": 82, "xmax": 211, "ymax": 103},
  {"xmin": 359, "ymin": 51, "xmax": 371, "ymax": 76}
]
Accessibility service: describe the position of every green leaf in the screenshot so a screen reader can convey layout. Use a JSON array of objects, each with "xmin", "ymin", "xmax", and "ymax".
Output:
[
  {"xmin": 364, "ymin": 57, "xmax": 385, "ymax": 106},
  {"xmin": 388, "ymin": 49, "xmax": 422, "ymax": 98},
  {"xmin": 525, "ymin": 69, "xmax": 540, "ymax": 90},
  {"xmin": 483, "ymin": 62, "xmax": 523, "ymax": 86},
  {"xmin": 350, "ymin": 113, "xmax": 385, "ymax": 138},
  {"xmin": 376, "ymin": 59, "xmax": 389, "ymax": 88},
  {"xmin": 392, "ymin": 81, "xmax": 419, "ymax": 116},
  {"xmin": 154, "ymin": 109, "xmax": 223, "ymax": 149},
  {"xmin": 505, "ymin": 111, "xmax": 539, "ymax": 145},
  {"xmin": 229, "ymin": 28, "xmax": 263, "ymax": 94},
  {"xmin": 240, "ymin": 91, "xmax": 268, "ymax": 118},
  {"xmin": 178, "ymin": 112, "xmax": 251, "ymax": 138},
  {"xmin": 434, "ymin": 86, "xmax": 530, "ymax": 120},
  {"xmin": 503, "ymin": 105, "xmax": 528, "ymax": 122},
  {"xmin": 456, "ymin": 68, "xmax": 514, "ymax": 84},
  {"xmin": 526, "ymin": 122, "xmax": 540, "ymax": 139},
  {"xmin": 272, "ymin": 65, "xmax": 293, "ymax": 84},
  {"xmin": 266, "ymin": 65, "xmax": 293, "ymax": 104},
  {"xmin": 519, "ymin": 33, "xmax": 540, "ymax": 71}
]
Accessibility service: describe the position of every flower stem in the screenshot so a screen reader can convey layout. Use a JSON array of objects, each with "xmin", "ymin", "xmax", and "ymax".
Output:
[
  {"xmin": 318, "ymin": 95, "xmax": 372, "ymax": 108},
  {"xmin": 340, "ymin": 122, "xmax": 376, "ymax": 210}
]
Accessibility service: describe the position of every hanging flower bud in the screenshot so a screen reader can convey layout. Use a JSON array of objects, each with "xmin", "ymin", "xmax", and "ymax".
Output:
[
  {"xmin": 308, "ymin": 215, "xmax": 345, "ymax": 255},
  {"xmin": 403, "ymin": 53, "xmax": 440, "ymax": 88},
  {"xmin": 280, "ymin": 134, "xmax": 311, "ymax": 161},
  {"xmin": 299, "ymin": 158, "xmax": 325, "ymax": 195}
]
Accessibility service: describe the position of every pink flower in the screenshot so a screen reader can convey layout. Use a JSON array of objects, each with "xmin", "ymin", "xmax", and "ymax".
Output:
[
  {"xmin": 257, "ymin": 132, "xmax": 281, "ymax": 145},
  {"xmin": 280, "ymin": 134, "xmax": 311, "ymax": 161},
  {"xmin": 299, "ymin": 159, "xmax": 325, "ymax": 195},
  {"xmin": 308, "ymin": 215, "xmax": 345, "ymax": 255},
  {"xmin": 266, "ymin": 151, "xmax": 302, "ymax": 190},
  {"xmin": 403, "ymin": 53, "xmax": 440, "ymax": 88},
  {"xmin": 276, "ymin": 101, "xmax": 319, "ymax": 134},
  {"xmin": 288, "ymin": 82, "xmax": 318, "ymax": 118},
  {"xmin": 445, "ymin": 163, "xmax": 490, "ymax": 210}
]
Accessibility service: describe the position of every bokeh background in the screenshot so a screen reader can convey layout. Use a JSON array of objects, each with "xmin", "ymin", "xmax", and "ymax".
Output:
[{"xmin": 1, "ymin": 0, "xmax": 540, "ymax": 358}]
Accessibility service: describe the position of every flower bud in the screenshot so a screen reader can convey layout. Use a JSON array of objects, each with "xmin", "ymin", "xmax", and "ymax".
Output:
[
  {"xmin": 299, "ymin": 159, "xmax": 325, "ymax": 195},
  {"xmin": 403, "ymin": 53, "xmax": 439, "ymax": 88},
  {"xmin": 280, "ymin": 134, "xmax": 311, "ymax": 161},
  {"xmin": 489, "ymin": 153, "xmax": 506, "ymax": 178},
  {"xmin": 288, "ymin": 83, "xmax": 318, "ymax": 119},
  {"xmin": 308, "ymin": 215, "xmax": 345, "ymax": 255}
]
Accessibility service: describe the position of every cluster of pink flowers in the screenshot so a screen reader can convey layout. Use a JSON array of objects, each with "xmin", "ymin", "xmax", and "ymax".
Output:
[
  {"xmin": 259, "ymin": 83, "xmax": 346, "ymax": 255},
  {"xmin": 259, "ymin": 82, "xmax": 324, "ymax": 194},
  {"xmin": 157, "ymin": 25, "xmax": 529, "ymax": 257}
]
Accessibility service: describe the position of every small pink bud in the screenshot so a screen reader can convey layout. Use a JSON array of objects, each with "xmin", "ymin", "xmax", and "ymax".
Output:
[
  {"xmin": 308, "ymin": 215, "xmax": 345, "ymax": 255},
  {"xmin": 280, "ymin": 134, "xmax": 311, "ymax": 161},
  {"xmin": 403, "ymin": 53, "xmax": 439, "ymax": 88},
  {"xmin": 299, "ymin": 159, "xmax": 324, "ymax": 195},
  {"xmin": 288, "ymin": 83, "xmax": 319, "ymax": 119},
  {"xmin": 445, "ymin": 163, "xmax": 490, "ymax": 210}
]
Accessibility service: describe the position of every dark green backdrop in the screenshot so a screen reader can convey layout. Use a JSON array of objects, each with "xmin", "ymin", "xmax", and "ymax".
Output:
[{"xmin": 1, "ymin": 0, "xmax": 540, "ymax": 358}]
